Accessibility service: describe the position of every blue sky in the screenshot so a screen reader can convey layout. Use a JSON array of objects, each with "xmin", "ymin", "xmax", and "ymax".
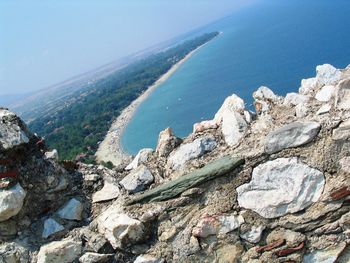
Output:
[{"xmin": 0, "ymin": 0, "xmax": 255, "ymax": 95}]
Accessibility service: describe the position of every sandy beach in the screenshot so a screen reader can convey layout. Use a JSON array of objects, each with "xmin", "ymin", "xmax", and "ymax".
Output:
[{"xmin": 95, "ymin": 38, "xmax": 218, "ymax": 166}]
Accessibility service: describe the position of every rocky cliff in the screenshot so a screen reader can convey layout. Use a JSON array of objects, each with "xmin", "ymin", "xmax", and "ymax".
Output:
[{"xmin": 0, "ymin": 63, "xmax": 349, "ymax": 262}]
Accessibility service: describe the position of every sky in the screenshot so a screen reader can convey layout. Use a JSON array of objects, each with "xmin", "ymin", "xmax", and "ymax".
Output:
[{"xmin": 0, "ymin": 0, "xmax": 255, "ymax": 96}]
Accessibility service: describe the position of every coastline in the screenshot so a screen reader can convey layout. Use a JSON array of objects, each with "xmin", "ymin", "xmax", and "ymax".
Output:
[{"xmin": 95, "ymin": 36, "xmax": 219, "ymax": 166}]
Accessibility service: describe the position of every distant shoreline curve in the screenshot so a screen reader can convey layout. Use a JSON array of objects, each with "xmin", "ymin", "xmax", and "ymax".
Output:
[{"xmin": 95, "ymin": 33, "xmax": 221, "ymax": 166}]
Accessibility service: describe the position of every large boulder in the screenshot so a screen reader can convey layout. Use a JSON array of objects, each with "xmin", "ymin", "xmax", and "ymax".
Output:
[
  {"xmin": 0, "ymin": 109, "xmax": 32, "ymax": 151},
  {"xmin": 125, "ymin": 148, "xmax": 153, "ymax": 170},
  {"xmin": 156, "ymin": 128, "xmax": 182, "ymax": 158},
  {"xmin": 120, "ymin": 165, "xmax": 154, "ymax": 193},
  {"xmin": 237, "ymin": 158, "xmax": 325, "ymax": 218},
  {"xmin": 265, "ymin": 121, "xmax": 321, "ymax": 154},
  {"xmin": 97, "ymin": 208, "xmax": 145, "ymax": 249},
  {"xmin": 0, "ymin": 183, "xmax": 26, "ymax": 222},
  {"xmin": 37, "ymin": 238, "xmax": 82, "ymax": 263},
  {"xmin": 167, "ymin": 136, "xmax": 217, "ymax": 170},
  {"xmin": 57, "ymin": 198, "xmax": 83, "ymax": 220}
]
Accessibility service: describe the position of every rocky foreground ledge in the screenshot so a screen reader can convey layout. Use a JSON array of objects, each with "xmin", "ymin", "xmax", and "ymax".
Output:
[{"xmin": 0, "ymin": 64, "xmax": 349, "ymax": 262}]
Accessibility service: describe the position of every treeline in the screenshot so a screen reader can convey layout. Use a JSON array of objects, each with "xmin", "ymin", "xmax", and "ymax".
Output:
[{"xmin": 29, "ymin": 32, "xmax": 219, "ymax": 161}]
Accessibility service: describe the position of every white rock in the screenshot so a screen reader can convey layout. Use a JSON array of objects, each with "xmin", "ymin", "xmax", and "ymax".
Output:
[
  {"xmin": 244, "ymin": 111, "xmax": 254, "ymax": 123},
  {"xmin": 335, "ymin": 78, "xmax": 350, "ymax": 110},
  {"xmin": 57, "ymin": 198, "xmax": 83, "ymax": 220},
  {"xmin": 332, "ymin": 119, "xmax": 350, "ymax": 141},
  {"xmin": 303, "ymin": 242, "xmax": 347, "ymax": 263},
  {"xmin": 339, "ymin": 157, "xmax": 350, "ymax": 173},
  {"xmin": 283, "ymin": 93, "xmax": 309, "ymax": 106},
  {"xmin": 125, "ymin": 148, "xmax": 153, "ymax": 170},
  {"xmin": 221, "ymin": 111, "xmax": 248, "ymax": 146},
  {"xmin": 214, "ymin": 94, "xmax": 245, "ymax": 122},
  {"xmin": 42, "ymin": 218, "xmax": 64, "ymax": 238},
  {"xmin": 167, "ymin": 136, "xmax": 216, "ymax": 170},
  {"xmin": 315, "ymin": 85, "xmax": 335, "ymax": 102},
  {"xmin": 84, "ymin": 173, "xmax": 101, "ymax": 182},
  {"xmin": 37, "ymin": 238, "xmax": 82, "ymax": 263},
  {"xmin": 315, "ymin": 64, "xmax": 342, "ymax": 86},
  {"xmin": 240, "ymin": 225, "xmax": 265, "ymax": 243},
  {"xmin": 97, "ymin": 209, "xmax": 144, "ymax": 249},
  {"xmin": 316, "ymin": 104, "xmax": 331, "ymax": 115},
  {"xmin": 236, "ymin": 158, "xmax": 325, "ymax": 218},
  {"xmin": 134, "ymin": 255, "xmax": 164, "ymax": 263},
  {"xmin": 0, "ymin": 183, "xmax": 26, "ymax": 222},
  {"xmin": 0, "ymin": 109, "xmax": 30, "ymax": 150},
  {"xmin": 193, "ymin": 120, "xmax": 219, "ymax": 133},
  {"xmin": 299, "ymin": 77, "xmax": 317, "ymax": 95},
  {"xmin": 265, "ymin": 121, "xmax": 321, "ymax": 154},
  {"xmin": 253, "ymin": 86, "xmax": 279, "ymax": 102},
  {"xmin": 44, "ymin": 149, "xmax": 59, "ymax": 160},
  {"xmin": 120, "ymin": 165, "xmax": 154, "ymax": 193},
  {"xmin": 79, "ymin": 252, "xmax": 112, "ymax": 263},
  {"xmin": 92, "ymin": 181, "xmax": 120, "ymax": 203},
  {"xmin": 155, "ymin": 127, "xmax": 182, "ymax": 157},
  {"xmin": 295, "ymin": 103, "xmax": 310, "ymax": 118},
  {"xmin": 192, "ymin": 214, "xmax": 244, "ymax": 238}
]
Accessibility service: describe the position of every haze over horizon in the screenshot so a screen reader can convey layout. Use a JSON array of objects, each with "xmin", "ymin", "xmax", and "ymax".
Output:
[{"xmin": 0, "ymin": 0, "xmax": 256, "ymax": 96}]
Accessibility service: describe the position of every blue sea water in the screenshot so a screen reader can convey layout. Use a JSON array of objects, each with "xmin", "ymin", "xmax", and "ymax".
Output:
[{"xmin": 121, "ymin": 0, "xmax": 350, "ymax": 155}]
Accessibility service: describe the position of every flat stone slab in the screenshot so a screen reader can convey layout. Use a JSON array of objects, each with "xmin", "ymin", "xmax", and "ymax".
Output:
[
  {"xmin": 265, "ymin": 121, "xmax": 321, "ymax": 154},
  {"xmin": 237, "ymin": 158, "xmax": 325, "ymax": 218},
  {"xmin": 128, "ymin": 155, "xmax": 244, "ymax": 205}
]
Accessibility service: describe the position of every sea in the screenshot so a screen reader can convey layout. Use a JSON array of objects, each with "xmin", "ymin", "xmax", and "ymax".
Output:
[{"xmin": 121, "ymin": 0, "xmax": 350, "ymax": 155}]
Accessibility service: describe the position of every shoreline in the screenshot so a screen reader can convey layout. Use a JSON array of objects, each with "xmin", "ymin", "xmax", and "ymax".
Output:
[{"xmin": 95, "ymin": 36, "xmax": 219, "ymax": 166}]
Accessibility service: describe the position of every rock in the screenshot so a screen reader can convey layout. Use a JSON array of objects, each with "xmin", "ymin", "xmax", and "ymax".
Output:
[
  {"xmin": 134, "ymin": 254, "xmax": 164, "ymax": 263},
  {"xmin": 156, "ymin": 127, "xmax": 182, "ymax": 158},
  {"xmin": 0, "ymin": 242, "xmax": 29, "ymax": 262},
  {"xmin": 265, "ymin": 121, "xmax": 321, "ymax": 154},
  {"xmin": 42, "ymin": 218, "xmax": 65, "ymax": 238},
  {"xmin": 84, "ymin": 173, "xmax": 101, "ymax": 182},
  {"xmin": 283, "ymin": 93, "xmax": 309, "ymax": 106},
  {"xmin": 44, "ymin": 149, "xmax": 59, "ymax": 160},
  {"xmin": 167, "ymin": 136, "xmax": 217, "ymax": 170},
  {"xmin": 192, "ymin": 213, "xmax": 244, "ymax": 238},
  {"xmin": 214, "ymin": 94, "xmax": 245, "ymax": 122},
  {"xmin": 266, "ymin": 228, "xmax": 305, "ymax": 247},
  {"xmin": 214, "ymin": 243, "xmax": 244, "ymax": 263},
  {"xmin": 97, "ymin": 209, "xmax": 145, "ymax": 249},
  {"xmin": 315, "ymin": 63, "xmax": 342, "ymax": 86},
  {"xmin": 317, "ymin": 104, "xmax": 331, "ymax": 115},
  {"xmin": 221, "ymin": 111, "xmax": 248, "ymax": 146},
  {"xmin": 125, "ymin": 148, "xmax": 153, "ymax": 170},
  {"xmin": 0, "ymin": 109, "xmax": 31, "ymax": 150},
  {"xmin": 253, "ymin": 86, "xmax": 280, "ymax": 113},
  {"xmin": 128, "ymin": 155, "xmax": 244, "ymax": 205},
  {"xmin": 57, "ymin": 198, "xmax": 83, "ymax": 220},
  {"xmin": 120, "ymin": 165, "xmax": 154, "ymax": 193},
  {"xmin": 339, "ymin": 157, "xmax": 350, "ymax": 173},
  {"xmin": 0, "ymin": 183, "xmax": 26, "ymax": 222},
  {"xmin": 37, "ymin": 238, "xmax": 82, "ymax": 263},
  {"xmin": 79, "ymin": 252, "xmax": 112, "ymax": 263},
  {"xmin": 295, "ymin": 103, "xmax": 310, "ymax": 118},
  {"xmin": 315, "ymin": 85, "xmax": 335, "ymax": 102},
  {"xmin": 303, "ymin": 242, "xmax": 347, "ymax": 263},
  {"xmin": 240, "ymin": 225, "xmax": 265, "ymax": 243},
  {"xmin": 193, "ymin": 120, "xmax": 219, "ymax": 133},
  {"xmin": 336, "ymin": 78, "xmax": 350, "ymax": 110},
  {"xmin": 236, "ymin": 158, "xmax": 325, "ymax": 218},
  {"xmin": 299, "ymin": 77, "xmax": 317, "ymax": 94},
  {"xmin": 332, "ymin": 120, "xmax": 350, "ymax": 141},
  {"xmin": 92, "ymin": 181, "xmax": 120, "ymax": 203}
]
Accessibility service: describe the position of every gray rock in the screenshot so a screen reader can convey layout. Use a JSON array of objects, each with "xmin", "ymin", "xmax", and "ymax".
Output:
[
  {"xmin": 120, "ymin": 165, "xmax": 154, "ymax": 193},
  {"xmin": 167, "ymin": 136, "xmax": 217, "ymax": 170},
  {"xmin": 37, "ymin": 238, "xmax": 82, "ymax": 263},
  {"xmin": 0, "ymin": 183, "xmax": 26, "ymax": 222},
  {"xmin": 57, "ymin": 198, "xmax": 83, "ymax": 220},
  {"xmin": 92, "ymin": 181, "xmax": 120, "ymax": 203},
  {"xmin": 0, "ymin": 109, "xmax": 31, "ymax": 150},
  {"xmin": 265, "ymin": 121, "xmax": 321, "ymax": 154},
  {"xmin": 156, "ymin": 127, "xmax": 182, "ymax": 157},
  {"xmin": 237, "ymin": 158, "xmax": 325, "ymax": 218},
  {"xmin": 332, "ymin": 119, "xmax": 350, "ymax": 141},
  {"xmin": 125, "ymin": 148, "xmax": 153, "ymax": 170},
  {"xmin": 240, "ymin": 225, "xmax": 265, "ymax": 243},
  {"xmin": 42, "ymin": 218, "xmax": 64, "ymax": 238},
  {"xmin": 303, "ymin": 242, "xmax": 347, "ymax": 263},
  {"xmin": 336, "ymin": 78, "xmax": 350, "ymax": 110},
  {"xmin": 79, "ymin": 252, "xmax": 112, "ymax": 263},
  {"xmin": 0, "ymin": 242, "xmax": 29, "ymax": 263}
]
